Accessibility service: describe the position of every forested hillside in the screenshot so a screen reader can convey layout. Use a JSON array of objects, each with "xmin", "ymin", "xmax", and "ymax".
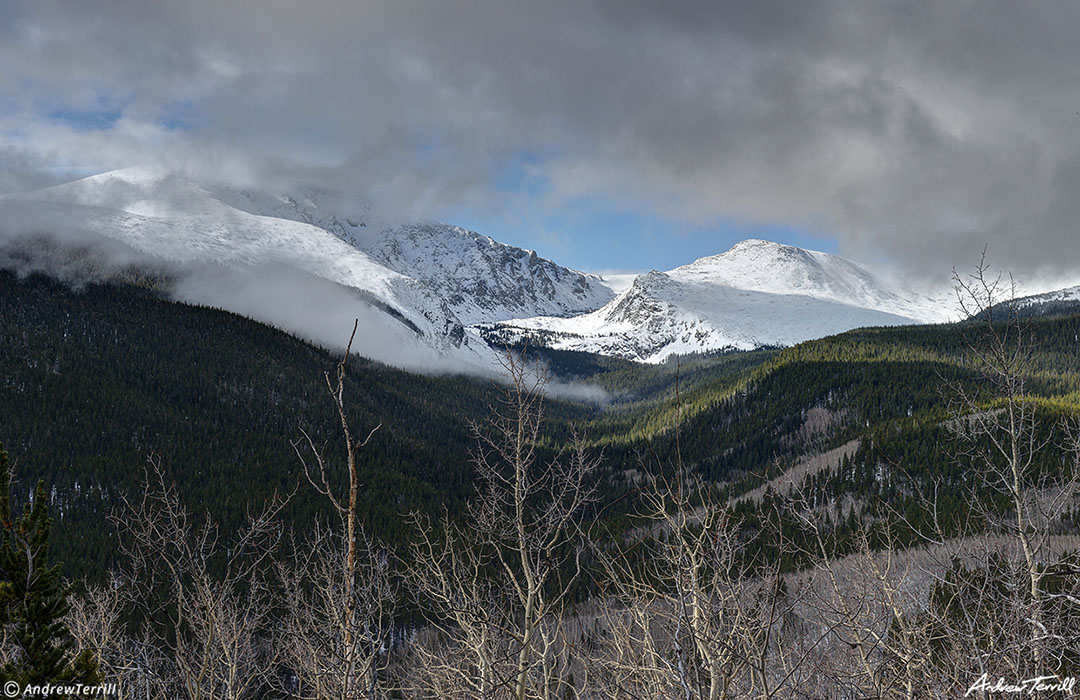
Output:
[
  {"xmin": 4, "ymin": 268, "xmax": 1080, "ymax": 697},
  {"xmin": 0, "ymin": 271, "xmax": 771, "ymax": 574},
  {"xmin": 0, "ymin": 271, "xmax": 595, "ymax": 570},
  {"xmin": 4, "ymin": 269, "xmax": 1080, "ymax": 575}
]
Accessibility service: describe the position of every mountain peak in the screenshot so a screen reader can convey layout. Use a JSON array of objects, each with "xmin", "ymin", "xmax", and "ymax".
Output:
[
  {"xmin": 726, "ymin": 238, "xmax": 791, "ymax": 252},
  {"xmin": 669, "ymin": 239, "xmax": 819, "ymax": 277},
  {"xmin": 719, "ymin": 238, "xmax": 816, "ymax": 262}
]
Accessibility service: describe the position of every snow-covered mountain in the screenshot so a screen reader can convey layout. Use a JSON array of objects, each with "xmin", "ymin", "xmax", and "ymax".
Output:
[
  {"xmin": 0, "ymin": 167, "xmax": 483, "ymax": 370},
  {"xmin": 1019, "ymin": 284, "xmax": 1080, "ymax": 307},
  {"xmin": 361, "ymin": 223, "xmax": 613, "ymax": 324},
  {"xmin": 670, "ymin": 239, "xmax": 944, "ymax": 321},
  {"xmin": 478, "ymin": 240, "xmax": 951, "ymax": 363},
  {"xmin": 0, "ymin": 167, "xmax": 611, "ymax": 372},
  {"xmin": 216, "ymin": 186, "xmax": 614, "ymax": 324},
  {"xmin": 211, "ymin": 184, "xmax": 372, "ymax": 246},
  {"xmin": 1, "ymin": 168, "xmax": 954, "ymax": 370}
]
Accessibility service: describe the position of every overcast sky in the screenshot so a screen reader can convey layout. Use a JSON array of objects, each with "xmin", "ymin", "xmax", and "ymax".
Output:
[{"xmin": 2, "ymin": 1, "xmax": 1079, "ymax": 286}]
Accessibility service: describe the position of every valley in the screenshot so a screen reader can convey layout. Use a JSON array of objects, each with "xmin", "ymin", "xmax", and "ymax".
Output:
[{"xmin": 3, "ymin": 169, "xmax": 1080, "ymax": 698}]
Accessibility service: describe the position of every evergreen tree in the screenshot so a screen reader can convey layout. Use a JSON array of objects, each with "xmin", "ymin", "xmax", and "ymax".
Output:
[{"xmin": 0, "ymin": 443, "xmax": 100, "ymax": 688}]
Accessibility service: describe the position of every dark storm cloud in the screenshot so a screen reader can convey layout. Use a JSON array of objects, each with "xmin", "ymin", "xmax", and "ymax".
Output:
[{"xmin": 2, "ymin": 0, "xmax": 1079, "ymax": 282}]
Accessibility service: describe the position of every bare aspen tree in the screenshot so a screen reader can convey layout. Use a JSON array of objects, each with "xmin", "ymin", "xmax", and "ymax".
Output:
[
  {"xmin": 590, "ymin": 472, "xmax": 814, "ymax": 700},
  {"xmin": 287, "ymin": 319, "xmax": 393, "ymax": 700},
  {"xmin": 115, "ymin": 457, "xmax": 287, "ymax": 700},
  {"xmin": 403, "ymin": 351, "xmax": 598, "ymax": 700},
  {"xmin": 588, "ymin": 365, "xmax": 812, "ymax": 700},
  {"xmin": 787, "ymin": 252, "xmax": 1080, "ymax": 699},
  {"xmin": 276, "ymin": 524, "xmax": 395, "ymax": 700},
  {"xmin": 66, "ymin": 576, "xmax": 143, "ymax": 699},
  {"xmin": 789, "ymin": 499, "xmax": 947, "ymax": 700},
  {"xmin": 946, "ymin": 253, "xmax": 1080, "ymax": 677},
  {"xmin": 67, "ymin": 578, "xmax": 191, "ymax": 700}
]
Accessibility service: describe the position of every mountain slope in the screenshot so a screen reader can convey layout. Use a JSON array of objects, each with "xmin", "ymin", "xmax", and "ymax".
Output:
[
  {"xmin": 214, "ymin": 184, "xmax": 615, "ymax": 323},
  {"xmin": 993, "ymin": 283, "xmax": 1080, "ymax": 319},
  {"xmin": 668, "ymin": 239, "xmax": 946, "ymax": 321},
  {"xmin": 481, "ymin": 240, "xmax": 951, "ymax": 363},
  {"xmin": 0, "ymin": 269, "xmax": 569, "ymax": 571},
  {"xmin": 361, "ymin": 223, "xmax": 613, "ymax": 324},
  {"xmin": 0, "ymin": 168, "xmax": 486, "ymax": 370}
]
